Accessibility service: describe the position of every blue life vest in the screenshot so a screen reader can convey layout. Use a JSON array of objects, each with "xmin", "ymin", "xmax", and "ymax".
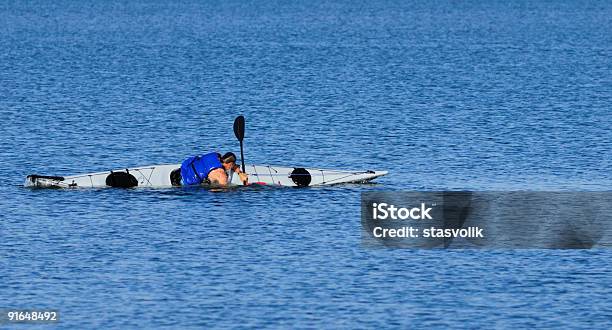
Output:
[{"xmin": 180, "ymin": 152, "xmax": 223, "ymax": 185}]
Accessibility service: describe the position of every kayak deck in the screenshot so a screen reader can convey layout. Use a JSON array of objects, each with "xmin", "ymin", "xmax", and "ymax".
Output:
[{"xmin": 25, "ymin": 164, "xmax": 387, "ymax": 189}]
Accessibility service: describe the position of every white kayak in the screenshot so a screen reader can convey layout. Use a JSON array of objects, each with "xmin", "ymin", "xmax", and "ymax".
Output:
[{"xmin": 25, "ymin": 163, "xmax": 387, "ymax": 189}]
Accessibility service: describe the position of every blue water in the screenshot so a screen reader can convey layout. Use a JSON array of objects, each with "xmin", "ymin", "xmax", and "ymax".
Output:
[{"xmin": 2, "ymin": 0, "xmax": 612, "ymax": 328}]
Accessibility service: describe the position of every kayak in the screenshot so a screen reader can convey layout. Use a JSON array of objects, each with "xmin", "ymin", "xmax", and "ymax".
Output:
[{"xmin": 25, "ymin": 163, "xmax": 388, "ymax": 189}]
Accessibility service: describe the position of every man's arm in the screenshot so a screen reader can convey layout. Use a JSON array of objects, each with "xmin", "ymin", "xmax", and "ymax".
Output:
[
  {"xmin": 208, "ymin": 168, "xmax": 228, "ymax": 186},
  {"xmin": 232, "ymin": 164, "xmax": 249, "ymax": 184}
]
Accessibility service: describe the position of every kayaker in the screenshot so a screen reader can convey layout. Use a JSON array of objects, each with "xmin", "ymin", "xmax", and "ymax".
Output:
[{"xmin": 180, "ymin": 152, "xmax": 248, "ymax": 186}]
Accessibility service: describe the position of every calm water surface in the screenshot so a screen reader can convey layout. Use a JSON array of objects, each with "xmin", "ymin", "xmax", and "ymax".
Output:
[{"xmin": 1, "ymin": 0, "xmax": 611, "ymax": 328}]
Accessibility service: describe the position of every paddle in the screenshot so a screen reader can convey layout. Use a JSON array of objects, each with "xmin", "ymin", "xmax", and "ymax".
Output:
[{"xmin": 233, "ymin": 116, "xmax": 246, "ymax": 182}]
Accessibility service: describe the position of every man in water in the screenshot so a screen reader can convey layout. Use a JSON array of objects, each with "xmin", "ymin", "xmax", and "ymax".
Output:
[{"xmin": 181, "ymin": 152, "xmax": 248, "ymax": 186}]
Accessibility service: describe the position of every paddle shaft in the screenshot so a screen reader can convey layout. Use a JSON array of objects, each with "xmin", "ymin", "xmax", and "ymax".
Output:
[{"xmin": 239, "ymin": 140, "xmax": 245, "ymax": 173}]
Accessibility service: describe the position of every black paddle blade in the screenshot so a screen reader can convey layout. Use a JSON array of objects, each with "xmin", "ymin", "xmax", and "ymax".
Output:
[{"xmin": 233, "ymin": 116, "xmax": 245, "ymax": 141}]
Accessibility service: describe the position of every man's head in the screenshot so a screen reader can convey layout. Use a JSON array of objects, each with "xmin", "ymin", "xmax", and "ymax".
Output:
[{"xmin": 220, "ymin": 152, "xmax": 237, "ymax": 171}]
